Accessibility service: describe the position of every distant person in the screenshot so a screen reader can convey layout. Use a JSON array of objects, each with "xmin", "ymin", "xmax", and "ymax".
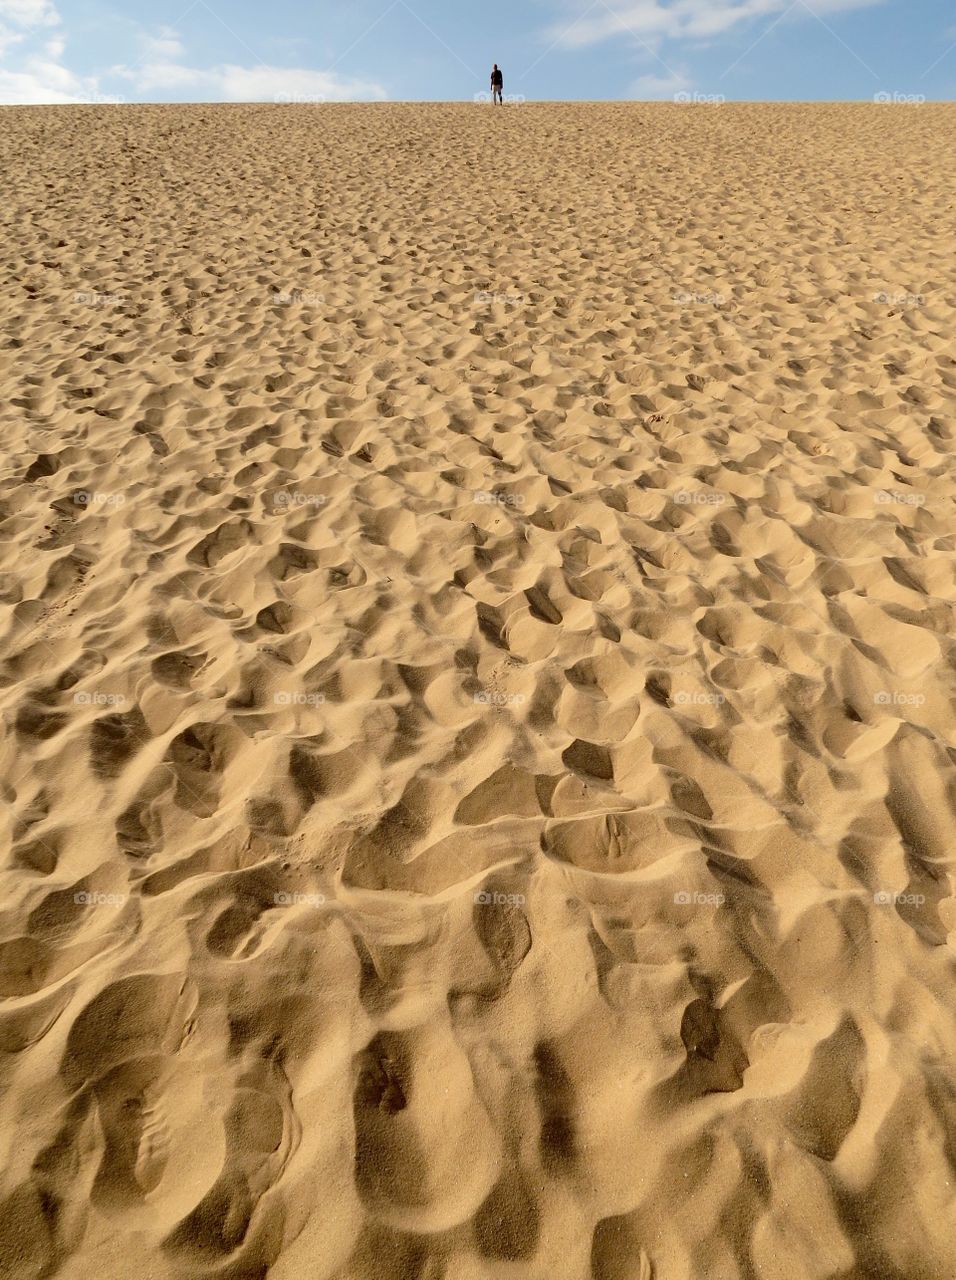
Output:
[{"xmin": 491, "ymin": 64, "xmax": 504, "ymax": 104}]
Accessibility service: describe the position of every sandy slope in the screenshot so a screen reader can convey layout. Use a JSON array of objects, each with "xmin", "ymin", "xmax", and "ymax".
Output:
[{"xmin": 0, "ymin": 102, "xmax": 955, "ymax": 1279}]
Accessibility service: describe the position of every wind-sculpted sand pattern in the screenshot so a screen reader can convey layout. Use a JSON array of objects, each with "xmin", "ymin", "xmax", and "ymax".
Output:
[{"xmin": 1, "ymin": 103, "xmax": 955, "ymax": 1279}]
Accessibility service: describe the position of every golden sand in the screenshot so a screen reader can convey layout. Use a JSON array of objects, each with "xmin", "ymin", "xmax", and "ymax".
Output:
[{"xmin": 1, "ymin": 102, "xmax": 955, "ymax": 1278}]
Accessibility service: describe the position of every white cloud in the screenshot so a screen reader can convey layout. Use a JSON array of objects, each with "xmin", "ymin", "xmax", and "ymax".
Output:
[
  {"xmin": 111, "ymin": 58, "xmax": 202, "ymax": 91},
  {"xmin": 545, "ymin": 0, "xmax": 884, "ymax": 48},
  {"xmin": 0, "ymin": 0, "xmax": 59, "ymax": 68},
  {"xmin": 213, "ymin": 65, "xmax": 387, "ymax": 101},
  {"xmin": 0, "ymin": 13, "xmax": 122, "ymax": 102},
  {"xmin": 0, "ymin": 0, "xmax": 59, "ymax": 28},
  {"xmin": 553, "ymin": 1, "xmax": 673, "ymax": 46},
  {"xmin": 0, "ymin": 0, "xmax": 57, "ymax": 57},
  {"xmin": 0, "ymin": 14, "xmax": 386, "ymax": 104},
  {"xmin": 0, "ymin": 54, "xmax": 94, "ymax": 102},
  {"xmin": 0, "ymin": 26, "xmax": 26, "ymax": 56},
  {"xmin": 112, "ymin": 33, "xmax": 387, "ymax": 101},
  {"xmin": 629, "ymin": 71, "xmax": 691, "ymax": 96},
  {"xmin": 143, "ymin": 26, "xmax": 185, "ymax": 60}
]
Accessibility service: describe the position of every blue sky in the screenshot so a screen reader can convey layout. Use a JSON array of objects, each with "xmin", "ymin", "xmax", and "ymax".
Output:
[{"xmin": 0, "ymin": 0, "xmax": 953, "ymax": 103}]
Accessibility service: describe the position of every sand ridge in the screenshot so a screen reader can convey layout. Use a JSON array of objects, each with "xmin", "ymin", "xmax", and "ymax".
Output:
[{"xmin": 0, "ymin": 102, "xmax": 955, "ymax": 1278}]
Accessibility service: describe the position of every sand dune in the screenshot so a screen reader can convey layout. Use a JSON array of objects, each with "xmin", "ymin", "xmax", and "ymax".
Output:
[{"xmin": 1, "ymin": 102, "xmax": 955, "ymax": 1279}]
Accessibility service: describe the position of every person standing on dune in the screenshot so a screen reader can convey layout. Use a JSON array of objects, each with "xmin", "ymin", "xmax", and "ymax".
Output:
[{"xmin": 491, "ymin": 64, "xmax": 504, "ymax": 104}]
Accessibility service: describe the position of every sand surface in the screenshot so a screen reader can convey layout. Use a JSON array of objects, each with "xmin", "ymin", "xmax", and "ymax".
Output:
[{"xmin": 1, "ymin": 102, "xmax": 955, "ymax": 1279}]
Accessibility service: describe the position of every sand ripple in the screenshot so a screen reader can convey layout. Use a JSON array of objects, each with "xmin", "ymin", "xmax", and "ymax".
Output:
[{"xmin": 1, "ymin": 103, "xmax": 955, "ymax": 1279}]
